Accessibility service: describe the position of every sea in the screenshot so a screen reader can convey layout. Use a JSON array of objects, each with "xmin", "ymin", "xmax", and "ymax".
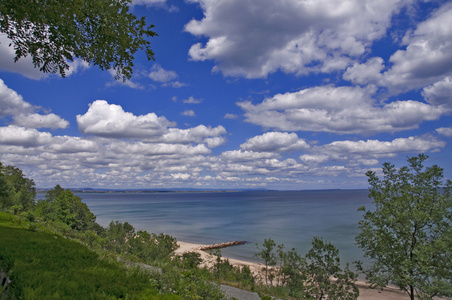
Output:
[{"xmin": 72, "ymin": 189, "xmax": 373, "ymax": 266}]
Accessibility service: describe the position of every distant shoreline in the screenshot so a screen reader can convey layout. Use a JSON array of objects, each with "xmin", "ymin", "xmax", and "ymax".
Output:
[{"xmin": 37, "ymin": 188, "xmax": 362, "ymax": 194}]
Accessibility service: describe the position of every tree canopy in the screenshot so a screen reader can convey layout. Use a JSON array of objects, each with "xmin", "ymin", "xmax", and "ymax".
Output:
[
  {"xmin": 0, "ymin": 0, "xmax": 157, "ymax": 80},
  {"xmin": 0, "ymin": 162, "xmax": 36, "ymax": 213},
  {"xmin": 356, "ymin": 154, "xmax": 452, "ymax": 299}
]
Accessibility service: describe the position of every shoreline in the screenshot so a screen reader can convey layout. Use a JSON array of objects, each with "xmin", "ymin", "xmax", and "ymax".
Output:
[{"xmin": 175, "ymin": 241, "xmax": 423, "ymax": 300}]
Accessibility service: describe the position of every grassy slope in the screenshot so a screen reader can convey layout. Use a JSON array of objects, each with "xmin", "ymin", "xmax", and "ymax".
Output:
[{"xmin": 0, "ymin": 212, "xmax": 177, "ymax": 299}]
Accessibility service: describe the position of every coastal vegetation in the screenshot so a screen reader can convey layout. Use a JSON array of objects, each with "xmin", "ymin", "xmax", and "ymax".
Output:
[
  {"xmin": 356, "ymin": 154, "xmax": 452, "ymax": 300},
  {"xmin": 1, "ymin": 154, "xmax": 451, "ymax": 299}
]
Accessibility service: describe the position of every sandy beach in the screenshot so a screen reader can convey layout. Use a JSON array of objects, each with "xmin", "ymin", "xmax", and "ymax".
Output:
[{"xmin": 175, "ymin": 241, "xmax": 435, "ymax": 300}]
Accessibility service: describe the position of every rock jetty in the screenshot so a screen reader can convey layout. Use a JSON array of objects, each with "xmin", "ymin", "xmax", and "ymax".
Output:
[{"xmin": 196, "ymin": 241, "xmax": 246, "ymax": 251}]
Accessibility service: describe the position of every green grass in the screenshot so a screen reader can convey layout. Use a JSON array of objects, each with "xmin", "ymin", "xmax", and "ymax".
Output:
[{"xmin": 0, "ymin": 212, "xmax": 179, "ymax": 299}]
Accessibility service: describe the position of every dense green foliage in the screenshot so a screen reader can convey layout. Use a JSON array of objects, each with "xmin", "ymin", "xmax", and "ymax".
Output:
[
  {"xmin": 0, "ymin": 212, "xmax": 178, "ymax": 299},
  {"xmin": 254, "ymin": 237, "xmax": 359, "ymax": 299},
  {"xmin": 356, "ymin": 154, "xmax": 452, "ymax": 299},
  {"xmin": 35, "ymin": 185, "xmax": 96, "ymax": 232},
  {"xmin": 0, "ymin": 0, "xmax": 156, "ymax": 80},
  {"xmin": 0, "ymin": 162, "xmax": 36, "ymax": 214}
]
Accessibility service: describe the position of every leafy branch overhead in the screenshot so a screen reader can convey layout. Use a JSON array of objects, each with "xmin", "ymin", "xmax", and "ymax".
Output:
[{"xmin": 0, "ymin": 0, "xmax": 157, "ymax": 80}]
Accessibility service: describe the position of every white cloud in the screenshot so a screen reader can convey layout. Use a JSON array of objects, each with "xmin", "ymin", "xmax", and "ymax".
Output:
[
  {"xmin": 181, "ymin": 109, "xmax": 196, "ymax": 117},
  {"xmin": 238, "ymin": 85, "xmax": 444, "ymax": 135},
  {"xmin": 204, "ymin": 136, "xmax": 226, "ymax": 148},
  {"xmin": 0, "ymin": 79, "xmax": 33, "ymax": 116},
  {"xmin": 148, "ymin": 64, "xmax": 178, "ymax": 82},
  {"xmin": 300, "ymin": 134, "xmax": 446, "ymax": 165},
  {"xmin": 0, "ymin": 79, "xmax": 68, "ymax": 129},
  {"xmin": 185, "ymin": 0, "xmax": 410, "ymax": 78},
  {"xmin": 343, "ymin": 57, "xmax": 384, "ymax": 85},
  {"xmin": 13, "ymin": 113, "xmax": 69, "ymax": 129},
  {"xmin": 422, "ymin": 76, "xmax": 452, "ymax": 109},
  {"xmin": 224, "ymin": 113, "xmax": 238, "ymax": 119},
  {"xmin": 156, "ymin": 125, "xmax": 227, "ymax": 144},
  {"xmin": 106, "ymin": 70, "xmax": 145, "ymax": 89},
  {"xmin": 322, "ymin": 135, "xmax": 445, "ymax": 156},
  {"xmin": 76, "ymin": 100, "xmax": 227, "ymax": 149},
  {"xmin": 382, "ymin": 3, "xmax": 452, "ymax": 91},
  {"xmin": 164, "ymin": 81, "xmax": 188, "ymax": 88},
  {"xmin": 0, "ymin": 125, "xmax": 52, "ymax": 147},
  {"xmin": 220, "ymin": 150, "xmax": 278, "ymax": 162},
  {"xmin": 108, "ymin": 141, "xmax": 211, "ymax": 156},
  {"xmin": 76, "ymin": 100, "xmax": 175, "ymax": 138},
  {"xmin": 240, "ymin": 132, "xmax": 309, "ymax": 153},
  {"xmin": 344, "ymin": 3, "xmax": 452, "ymax": 93},
  {"xmin": 47, "ymin": 136, "xmax": 98, "ymax": 153},
  {"xmin": 436, "ymin": 127, "xmax": 452, "ymax": 137},
  {"xmin": 183, "ymin": 96, "xmax": 203, "ymax": 104},
  {"xmin": 147, "ymin": 64, "xmax": 187, "ymax": 88}
]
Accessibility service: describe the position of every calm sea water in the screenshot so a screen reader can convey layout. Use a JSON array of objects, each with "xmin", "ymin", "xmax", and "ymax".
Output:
[{"xmin": 73, "ymin": 190, "xmax": 372, "ymax": 265}]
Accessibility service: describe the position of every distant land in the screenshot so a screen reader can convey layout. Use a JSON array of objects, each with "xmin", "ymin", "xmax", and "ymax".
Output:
[{"xmin": 36, "ymin": 187, "xmax": 347, "ymax": 194}]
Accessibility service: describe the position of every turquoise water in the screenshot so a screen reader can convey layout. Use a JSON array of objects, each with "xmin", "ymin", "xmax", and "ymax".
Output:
[{"xmin": 75, "ymin": 189, "xmax": 372, "ymax": 265}]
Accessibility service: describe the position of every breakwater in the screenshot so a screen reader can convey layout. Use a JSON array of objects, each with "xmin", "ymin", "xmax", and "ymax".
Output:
[{"xmin": 197, "ymin": 241, "xmax": 246, "ymax": 251}]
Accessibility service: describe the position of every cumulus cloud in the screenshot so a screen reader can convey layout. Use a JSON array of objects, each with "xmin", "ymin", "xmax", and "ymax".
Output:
[
  {"xmin": 382, "ymin": 3, "xmax": 452, "ymax": 91},
  {"xmin": 343, "ymin": 3, "xmax": 452, "ymax": 94},
  {"xmin": 300, "ymin": 134, "xmax": 446, "ymax": 165},
  {"xmin": 238, "ymin": 85, "xmax": 444, "ymax": 135},
  {"xmin": 47, "ymin": 136, "xmax": 98, "ymax": 153},
  {"xmin": 0, "ymin": 125, "xmax": 52, "ymax": 147},
  {"xmin": 76, "ymin": 100, "xmax": 227, "ymax": 149},
  {"xmin": 422, "ymin": 76, "xmax": 452, "ymax": 109},
  {"xmin": 0, "ymin": 79, "xmax": 68, "ymax": 129},
  {"xmin": 240, "ymin": 132, "xmax": 309, "ymax": 153},
  {"xmin": 343, "ymin": 57, "xmax": 385, "ymax": 85},
  {"xmin": 185, "ymin": 0, "xmax": 410, "ymax": 78},
  {"xmin": 13, "ymin": 113, "xmax": 69, "ymax": 129},
  {"xmin": 0, "ymin": 79, "xmax": 33, "ymax": 116},
  {"xmin": 77, "ymin": 100, "xmax": 175, "ymax": 138},
  {"xmin": 108, "ymin": 141, "xmax": 211, "ymax": 156},
  {"xmin": 156, "ymin": 125, "xmax": 227, "ymax": 144}
]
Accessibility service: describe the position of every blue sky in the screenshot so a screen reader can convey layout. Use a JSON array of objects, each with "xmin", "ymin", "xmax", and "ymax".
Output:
[{"xmin": 1, "ymin": 0, "xmax": 451, "ymax": 190}]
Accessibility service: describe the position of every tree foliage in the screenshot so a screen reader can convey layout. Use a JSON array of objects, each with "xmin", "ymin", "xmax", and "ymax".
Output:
[
  {"xmin": 255, "ymin": 237, "xmax": 358, "ymax": 299},
  {"xmin": 254, "ymin": 238, "xmax": 277, "ymax": 286},
  {"xmin": 0, "ymin": 162, "xmax": 36, "ymax": 213},
  {"xmin": 0, "ymin": 0, "xmax": 157, "ymax": 80},
  {"xmin": 35, "ymin": 184, "xmax": 96, "ymax": 232},
  {"xmin": 356, "ymin": 154, "xmax": 452, "ymax": 299},
  {"xmin": 304, "ymin": 237, "xmax": 358, "ymax": 300}
]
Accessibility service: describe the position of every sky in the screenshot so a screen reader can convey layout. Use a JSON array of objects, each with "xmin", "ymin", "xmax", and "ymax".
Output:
[{"xmin": 1, "ymin": 0, "xmax": 451, "ymax": 190}]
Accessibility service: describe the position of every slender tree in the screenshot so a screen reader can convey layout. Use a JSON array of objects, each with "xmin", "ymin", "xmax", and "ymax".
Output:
[
  {"xmin": 254, "ymin": 238, "xmax": 277, "ymax": 286},
  {"xmin": 356, "ymin": 154, "xmax": 452, "ymax": 299}
]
